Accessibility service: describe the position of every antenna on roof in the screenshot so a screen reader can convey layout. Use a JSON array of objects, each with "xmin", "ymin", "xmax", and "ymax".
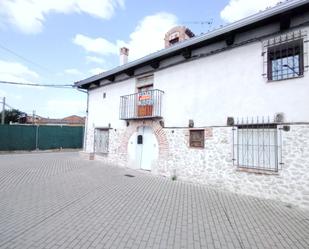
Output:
[{"xmin": 181, "ymin": 19, "xmax": 214, "ymax": 31}]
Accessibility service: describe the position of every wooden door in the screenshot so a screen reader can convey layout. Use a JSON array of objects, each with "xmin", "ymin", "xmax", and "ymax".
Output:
[{"xmin": 137, "ymin": 85, "xmax": 153, "ymax": 117}]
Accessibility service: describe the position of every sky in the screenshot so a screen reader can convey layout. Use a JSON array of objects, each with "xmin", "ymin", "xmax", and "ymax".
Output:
[{"xmin": 0, "ymin": 0, "xmax": 282, "ymax": 118}]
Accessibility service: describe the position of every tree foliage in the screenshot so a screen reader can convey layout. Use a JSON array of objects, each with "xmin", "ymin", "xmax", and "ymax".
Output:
[{"xmin": 0, "ymin": 109, "xmax": 26, "ymax": 124}]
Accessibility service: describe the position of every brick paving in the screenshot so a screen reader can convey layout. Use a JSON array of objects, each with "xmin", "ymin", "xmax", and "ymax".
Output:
[{"xmin": 0, "ymin": 152, "xmax": 308, "ymax": 249}]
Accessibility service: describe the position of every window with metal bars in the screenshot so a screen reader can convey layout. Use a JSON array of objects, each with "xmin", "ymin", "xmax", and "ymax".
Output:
[
  {"xmin": 267, "ymin": 39, "xmax": 304, "ymax": 81},
  {"xmin": 232, "ymin": 118, "xmax": 282, "ymax": 172},
  {"xmin": 262, "ymin": 30, "xmax": 308, "ymax": 81}
]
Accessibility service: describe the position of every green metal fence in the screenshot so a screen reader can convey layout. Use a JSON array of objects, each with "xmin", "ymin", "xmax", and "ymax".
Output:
[{"xmin": 0, "ymin": 124, "xmax": 84, "ymax": 151}]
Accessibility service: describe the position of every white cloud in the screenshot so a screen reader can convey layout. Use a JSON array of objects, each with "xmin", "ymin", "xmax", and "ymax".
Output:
[
  {"xmin": 89, "ymin": 68, "xmax": 106, "ymax": 75},
  {"xmin": 86, "ymin": 56, "xmax": 105, "ymax": 64},
  {"xmin": 65, "ymin": 68, "xmax": 83, "ymax": 75},
  {"xmin": 73, "ymin": 34, "xmax": 120, "ymax": 55},
  {"xmin": 125, "ymin": 12, "xmax": 178, "ymax": 60},
  {"xmin": 74, "ymin": 12, "xmax": 178, "ymax": 61},
  {"xmin": 221, "ymin": 0, "xmax": 282, "ymax": 23},
  {"xmin": 0, "ymin": 60, "xmax": 39, "ymax": 83},
  {"xmin": 13, "ymin": 95, "xmax": 22, "ymax": 100},
  {"xmin": 0, "ymin": 0, "xmax": 125, "ymax": 34}
]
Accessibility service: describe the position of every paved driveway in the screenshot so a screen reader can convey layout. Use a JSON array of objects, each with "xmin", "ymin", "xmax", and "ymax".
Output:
[{"xmin": 0, "ymin": 152, "xmax": 308, "ymax": 249}]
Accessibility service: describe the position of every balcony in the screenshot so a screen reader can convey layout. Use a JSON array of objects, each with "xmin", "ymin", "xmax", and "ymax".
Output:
[{"xmin": 120, "ymin": 89, "xmax": 164, "ymax": 120}]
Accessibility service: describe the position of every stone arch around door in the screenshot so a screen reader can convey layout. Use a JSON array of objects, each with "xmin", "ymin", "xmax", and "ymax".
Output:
[{"xmin": 119, "ymin": 120, "xmax": 169, "ymax": 160}]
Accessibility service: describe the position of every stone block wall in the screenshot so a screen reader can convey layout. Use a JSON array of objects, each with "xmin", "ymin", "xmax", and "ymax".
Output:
[
  {"xmin": 158, "ymin": 125, "xmax": 309, "ymax": 209},
  {"xmin": 156, "ymin": 127, "xmax": 232, "ymax": 187},
  {"xmin": 85, "ymin": 122, "xmax": 309, "ymax": 209}
]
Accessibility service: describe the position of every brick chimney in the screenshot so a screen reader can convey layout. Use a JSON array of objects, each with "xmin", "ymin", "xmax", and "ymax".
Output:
[
  {"xmin": 164, "ymin": 26, "xmax": 195, "ymax": 48},
  {"xmin": 120, "ymin": 47, "xmax": 129, "ymax": 65}
]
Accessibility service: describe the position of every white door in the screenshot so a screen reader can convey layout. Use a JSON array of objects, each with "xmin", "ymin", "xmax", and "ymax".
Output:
[
  {"xmin": 134, "ymin": 126, "xmax": 158, "ymax": 171},
  {"xmin": 140, "ymin": 126, "xmax": 158, "ymax": 170}
]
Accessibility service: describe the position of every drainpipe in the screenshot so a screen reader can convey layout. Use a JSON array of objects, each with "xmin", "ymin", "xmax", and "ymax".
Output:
[
  {"xmin": 84, "ymin": 91, "xmax": 89, "ymax": 151},
  {"xmin": 76, "ymin": 87, "xmax": 88, "ymax": 152}
]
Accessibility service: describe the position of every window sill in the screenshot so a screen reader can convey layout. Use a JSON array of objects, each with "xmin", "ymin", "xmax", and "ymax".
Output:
[
  {"xmin": 236, "ymin": 167, "xmax": 279, "ymax": 175},
  {"xmin": 189, "ymin": 147, "xmax": 205, "ymax": 149},
  {"xmin": 267, "ymin": 74, "xmax": 304, "ymax": 83}
]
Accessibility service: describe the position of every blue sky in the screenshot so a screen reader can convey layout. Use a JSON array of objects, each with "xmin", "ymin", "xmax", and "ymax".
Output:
[{"xmin": 0, "ymin": 0, "xmax": 280, "ymax": 118}]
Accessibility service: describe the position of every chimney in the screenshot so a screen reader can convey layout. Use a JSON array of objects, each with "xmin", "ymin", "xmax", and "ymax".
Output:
[
  {"xmin": 120, "ymin": 47, "xmax": 129, "ymax": 65},
  {"xmin": 164, "ymin": 26, "xmax": 195, "ymax": 48}
]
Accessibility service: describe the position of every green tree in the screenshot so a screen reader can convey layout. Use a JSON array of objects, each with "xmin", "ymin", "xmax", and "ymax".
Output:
[{"xmin": 0, "ymin": 109, "xmax": 25, "ymax": 124}]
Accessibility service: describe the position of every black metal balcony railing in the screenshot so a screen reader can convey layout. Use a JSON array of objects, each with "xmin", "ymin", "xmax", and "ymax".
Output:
[{"xmin": 120, "ymin": 89, "xmax": 164, "ymax": 120}]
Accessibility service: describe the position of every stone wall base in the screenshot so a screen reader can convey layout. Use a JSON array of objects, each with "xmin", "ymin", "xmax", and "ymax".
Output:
[
  {"xmin": 79, "ymin": 151, "xmax": 95, "ymax": 160},
  {"xmin": 82, "ymin": 124, "xmax": 309, "ymax": 209}
]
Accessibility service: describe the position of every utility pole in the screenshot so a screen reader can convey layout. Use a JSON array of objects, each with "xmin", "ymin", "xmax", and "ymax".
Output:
[
  {"xmin": 1, "ymin": 97, "xmax": 5, "ymax": 125},
  {"xmin": 32, "ymin": 110, "xmax": 36, "ymax": 125}
]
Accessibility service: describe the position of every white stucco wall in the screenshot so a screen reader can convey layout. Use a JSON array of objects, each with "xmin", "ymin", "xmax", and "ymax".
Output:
[
  {"xmin": 85, "ymin": 28, "xmax": 309, "ymax": 154},
  {"xmin": 86, "ymin": 27, "xmax": 309, "ymax": 138},
  {"xmin": 156, "ymin": 37, "xmax": 309, "ymax": 127},
  {"xmin": 88, "ymin": 79, "xmax": 135, "ymax": 128},
  {"xmin": 85, "ymin": 79, "xmax": 134, "ymax": 152}
]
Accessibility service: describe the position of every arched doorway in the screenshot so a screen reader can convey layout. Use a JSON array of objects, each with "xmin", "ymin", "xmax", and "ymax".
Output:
[{"xmin": 127, "ymin": 126, "xmax": 159, "ymax": 171}]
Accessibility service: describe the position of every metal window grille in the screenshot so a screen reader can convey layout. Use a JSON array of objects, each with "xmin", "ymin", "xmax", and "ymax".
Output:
[
  {"xmin": 94, "ymin": 128, "xmax": 109, "ymax": 154},
  {"xmin": 189, "ymin": 129, "xmax": 205, "ymax": 148},
  {"xmin": 262, "ymin": 30, "xmax": 308, "ymax": 80},
  {"xmin": 232, "ymin": 117, "xmax": 282, "ymax": 172}
]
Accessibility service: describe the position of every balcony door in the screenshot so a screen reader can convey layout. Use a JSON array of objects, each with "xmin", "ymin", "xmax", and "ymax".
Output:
[{"xmin": 137, "ymin": 84, "xmax": 153, "ymax": 117}]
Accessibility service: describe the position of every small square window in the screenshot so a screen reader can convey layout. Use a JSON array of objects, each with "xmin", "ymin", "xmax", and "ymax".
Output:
[
  {"xmin": 189, "ymin": 130, "xmax": 205, "ymax": 148},
  {"xmin": 267, "ymin": 39, "xmax": 304, "ymax": 81}
]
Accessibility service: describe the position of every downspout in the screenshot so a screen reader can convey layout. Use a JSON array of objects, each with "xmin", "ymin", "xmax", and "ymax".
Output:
[
  {"xmin": 84, "ymin": 90, "xmax": 89, "ymax": 152},
  {"xmin": 76, "ymin": 87, "xmax": 88, "ymax": 152}
]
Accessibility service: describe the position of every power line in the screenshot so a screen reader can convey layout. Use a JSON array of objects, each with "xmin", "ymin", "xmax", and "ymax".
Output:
[
  {"xmin": 0, "ymin": 80, "xmax": 74, "ymax": 89},
  {"xmin": 0, "ymin": 43, "xmax": 89, "ymax": 91},
  {"xmin": 181, "ymin": 19, "xmax": 214, "ymax": 33},
  {"xmin": 1, "ymin": 98, "xmax": 40, "ymax": 119},
  {"xmin": 4, "ymin": 103, "xmax": 16, "ymax": 110},
  {"xmin": 0, "ymin": 42, "xmax": 54, "ymax": 74},
  {"xmin": 0, "ymin": 99, "xmax": 19, "ymax": 111},
  {"xmin": 182, "ymin": 20, "xmax": 213, "ymax": 25}
]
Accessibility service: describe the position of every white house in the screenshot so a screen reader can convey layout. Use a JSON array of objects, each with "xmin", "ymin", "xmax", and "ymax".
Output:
[{"xmin": 76, "ymin": 0, "xmax": 309, "ymax": 208}]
